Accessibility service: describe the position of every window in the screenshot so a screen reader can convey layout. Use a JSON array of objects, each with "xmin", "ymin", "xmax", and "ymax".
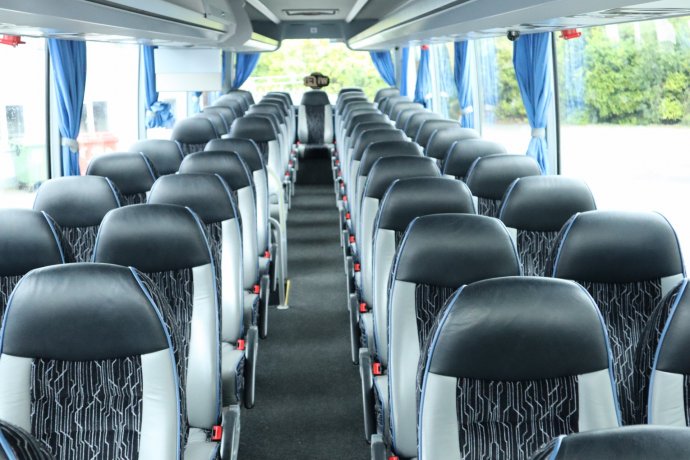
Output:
[
  {"xmin": 245, "ymin": 39, "xmax": 384, "ymax": 102},
  {"xmin": 557, "ymin": 17, "xmax": 690, "ymax": 254},
  {"xmin": 0, "ymin": 37, "xmax": 48, "ymax": 208},
  {"xmin": 78, "ymin": 41, "xmax": 139, "ymax": 172},
  {"xmin": 428, "ymin": 44, "xmax": 457, "ymax": 119},
  {"xmin": 475, "ymin": 37, "xmax": 530, "ymax": 153}
]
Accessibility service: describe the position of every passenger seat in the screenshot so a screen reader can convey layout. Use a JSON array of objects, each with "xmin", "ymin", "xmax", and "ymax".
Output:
[
  {"xmin": 130, "ymin": 139, "xmax": 184, "ymax": 176},
  {"xmin": 85, "ymin": 152, "xmax": 157, "ymax": 205},
  {"xmin": 298, "ymin": 90, "xmax": 333, "ymax": 147},
  {"xmin": 171, "ymin": 117, "xmax": 219, "ymax": 156}
]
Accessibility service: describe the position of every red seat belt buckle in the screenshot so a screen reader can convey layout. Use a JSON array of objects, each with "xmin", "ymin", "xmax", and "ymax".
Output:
[
  {"xmin": 389, "ymin": 457, "xmax": 400, "ymax": 460},
  {"xmin": 253, "ymin": 284, "xmax": 260, "ymax": 294},
  {"xmin": 343, "ymin": 195, "xmax": 348, "ymax": 202},
  {"xmin": 373, "ymin": 362, "xmax": 382, "ymax": 376},
  {"xmin": 359, "ymin": 302, "xmax": 367, "ymax": 313},
  {"xmin": 349, "ymin": 235, "xmax": 356, "ymax": 244},
  {"xmin": 345, "ymin": 212, "xmax": 350, "ymax": 220},
  {"xmin": 236, "ymin": 339, "xmax": 246, "ymax": 351},
  {"xmin": 211, "ymin": 425, "xmax": 222, "ymax": 442},
  {"xmin": 264, "ymin": 250, "xmax": 271, "ymax": 259},
  {"xmin": 354, "ymin": 263, "xmax": 361, "ymax": 272}
]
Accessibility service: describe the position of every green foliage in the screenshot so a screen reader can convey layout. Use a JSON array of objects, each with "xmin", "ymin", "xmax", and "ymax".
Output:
[{"xmin": 494, "ymin": 41, "xmax": 527, "ymax": 122}]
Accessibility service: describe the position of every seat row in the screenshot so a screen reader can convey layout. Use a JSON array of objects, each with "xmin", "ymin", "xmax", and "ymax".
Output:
[{"xmin": 332, "ymin": 87, "xmax": 690, "ymax": 459}]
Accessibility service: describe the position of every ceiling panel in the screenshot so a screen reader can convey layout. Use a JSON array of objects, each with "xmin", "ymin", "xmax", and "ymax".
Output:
[{"xmin": 246, "ymin": 0, "xmax": 356, "ymax": 21}]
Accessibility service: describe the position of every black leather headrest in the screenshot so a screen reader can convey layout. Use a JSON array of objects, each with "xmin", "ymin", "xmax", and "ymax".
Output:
[
  {"xmin": 94, "ymin": 204, "xmax": 211, "ymax": 272},
  {"xmin": 205, "ymin": 138, "xmax": 264, "ymax": 172},
  {"xmin": 229, "ymin": 116, "xmax": 277, "ymax": 142},
  {"xmin": 214, "ymin": 96, "xmax": 245, "ymax": 116},
  {"xmin": 197, "ymin": 112, "xmax": 227, "ymax": 135},
  {"xmin": 247, "ymin": 104, "xmax": 285, "ymax": 122},
  {"xmin": 339, "ymin": 87, "xmax": 364, "ymax": 97},
  {"xmin": 170, "ymin": 117, "xmax": 218, "ymax": 144},
  {"xmin": 652, "ymin": 280, "xmax": 690, "ymax": 374},
  {"xmin": 380, "ymin": 96, "xmax": 411, "ymax": 117},
  {"xmin": 204, "ymin": 105, "xmax": 238, "ymax": 121},
  {"xmin": 442, "ymin": 139, "xmax": 508, "ymax": 178},
  {"xmin": 149, "ymin": 174, "xmax": 238, "ymax": 224},
  {"xmin": 550, "ymin": 210, "xmax": 685, "ymax": 283},
  {"xmin": 227, "ymin": 89, "xmax": 254, "ymax": 106},
  {"xmin": 541, "ymin": 426, "xmax": 690, "ymax": 460},
  {"xmin": 359, "ymin": 141, "xmax": 422, "ymax": 177},
  {"xmin": 179, "ymin": 150, "xmax": 252, "ymax": 191},
  {"xmin": 375, "ymin": 87, "xmax": 399, "ymax": 102},
  {"xmin": 346, "ymin": 116, "xmax": 390, "ymax": 138},
  {"xmin": 255, "ymin": 99, "xmax": 289, "ymax": 117},
  {"xmin": 34, "ymin": 176, "xmax": 120, "ymax": 228},
  {"xmin": 393, "ymin": 214, "xmax": 519, "ymax": 287},
  {"xmin": 390, "ymin": 102, "xmax": 424, "ymax": 123},
  {"xmin": 499, "ymin": 176, "xmax": 596, "ymax": 232},
  {"xmin": 415, "ymin": 120, "xmax": 460, "ymax": 146},
  {"xmin": 426, "ymin": 127, "xmax": 480, "ymax": 160},
  {"xmin": 343, "ymin": 104, "xmax": 377, "ymax": 123},
  {"xmin": 403, "ymin": 111, "xmax": 441, "ymax": 138},
  {"xmin": 429, "ymin": 277, "xmax": 610, "ymax": 380},
  {"xmin": 266, "ymin": 91, "xmax": 293, "ymax": 105},
  {"xmin": 352, "ymin": 129, "xmax": 406, "ymax": 162},
  {"xmin": 396, "ymin": 108, "xmax": 427, "ymax": 129},
  {"xmin": 377, "ymin": 178, "xmax": 475, "ymax": 232},
  {"xmin": 364, "ymin": 156, "xmax": 439, "ymax": 199},
  {"xmin": 243, "ymin": 113, "xmax": 280, "ymax": 135},
  {"xmin": 337, "ymin": 94, "xmax": 368, "ymax": 113},
  {"xmin": 0, "ymin": 209, "xmax": 66, "ymax": 276},
  {"xmin": 130, "ymin": 139, "xmax": 184, "ymax": 176},
  {"xmin": 466, "ymin": 154, "xmax": 541, "ymax": 199},
  {"xmin": 2, "ymin": 263, "xmax": 170, "ymax": 360},
  {"xmin": 348, "ymin": 122, "xmax": 394, "ymax": 142},
  {"xmin": 217, "ymin": 94, "xmax": 248, "ymax": 112},
  {"xmin": 301, "ymin": 90, "xmax": 330, "ymax": 106},
  {"xmin": 86, "ymin": 152, "xmax": 157, "ymax": 194}
]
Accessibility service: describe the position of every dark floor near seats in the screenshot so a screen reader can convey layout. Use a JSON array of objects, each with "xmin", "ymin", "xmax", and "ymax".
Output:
[{"xmin": 238, "ymin": 149, "xmax": 368, "ymax": 459}]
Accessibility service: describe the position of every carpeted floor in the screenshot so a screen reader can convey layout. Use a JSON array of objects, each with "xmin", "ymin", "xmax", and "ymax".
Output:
[{"xmin": 238, "ymin": 150, "xmax": 368, "ymax": 459}]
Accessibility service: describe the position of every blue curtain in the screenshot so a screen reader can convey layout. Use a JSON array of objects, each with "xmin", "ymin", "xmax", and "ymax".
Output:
[
  {"xmin": 400, "ymin": 47, "xmax": 410, "ymax": 96},
  {"xmin": 513, "ymin": 32, "xmax": 554, "ymax": 174},
  {"xmin": 142, "ymin": 45, "xmax": 175, "ymax": 129},
  {"xmin": 48, "ymin": 39, "xmax": 86, "ymax": 176},
  {"xmin": 453, "ymin": 41, "xmax": 475, "ymax": 128},
  {"xmin": 369, "ymin": 51, "xmax": 396, "ymax": 86},
  {"xmin": 414, "ymin": 46, "xmax": 431, "ymax": 107},
  {"xmin": 232, "ymin": 53, "xmax": 260, "ymax": 90}
]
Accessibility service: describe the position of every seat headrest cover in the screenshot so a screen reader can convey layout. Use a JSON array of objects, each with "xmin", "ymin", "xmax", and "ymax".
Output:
[
  {"xmin": 380, "ymin": 96, "xmax": 411, "ymax": 115},
  {"xmin": 339, "ymin": 87, "xmax": 364, "ymax": 96},
  {"xmin": 197, "ymin": 112, "xmax": 227, "ymax": 135},
  {"xmin": 178, "ymin": 150, "xmax": 252, "ymax": 191},
  {"xmin": 347, "ymin": 120, "xmax": 391, "ymax": 139},
  {"xmin": 377, "ymin": 178, "xmax": 475, "ymax": 232},
  {"xmin": 394, "ymin": 214, "xmax": 519, "ymax": 287},
  {"xmin": 352, "ymin": 129, "xmax": 406, "ymax": 161},
  {"xmin": 337, "ymin": 94, "xmax": 368, "ymax": 112},
  {"xmin": 2, "ymin": 263, "xmax": 170, "ymax": 360},
  {"xmin": 205, "ymin": 138, "xmax": 264, "ymax": 172},
  {"xmin": 94, "ymin": 204, "xmax": 211, "ymax": 272},
  {"xmin": 375, "ymin": 87, "xmax": 399, "ymax": 102},
  {"xmin": 389, "ymin": 102, "xmax": 424, "ymax": 121},
  {"xmin": 551, "ymin": 211, "xmax": 685, "ymax": 283},
  {"xmin": 426, "ymin": 127, "xmax": 480, "ymax": 160},
  {"xmin": 170, "ymin": 117, "xmax": 218, "ymax": 144},
  {"xmin": 466, "ymin": 154, "xmax": 542, "ymax": 199},
  {"xmin": 404, "ymin": 112, "xmax": 441, "ymax": 137},
  {"xmin": 33, "ymin": 176, "xmax": 120, "ymax": 227},
  {"xmin": 429, "ymin": 277, "xmax": 609, "ymax": 380},
  {"xmin": 244, "ymin": 113, "xmax": 279, "ymax": 133},
  {"xmin": 396, "ymin": 108, "xmax": 427, "ymax": 129},
  {"xmin": 415, "ymin": 120, "xmax": 460, "ymax": 145},
  {"xmin": 301, "ymin": 90, "xmax": 331, "ymax": 106},
  {"xmin": 546, "ymin": 426, "xmax": 690, "ymax": 459},
  {"xmin": 148, "ymin": 174, "xmax": 238, "ymax": 224},
  {"xmin": 499, "ymin": 176, "xmax": 596, "ymax": 231},
  {"xmin": 130, "ymin": 139, "xmax": 184, "ymax": 176},
  {"xmin": 248, "ymin": 104, "xmax": 285, "ymax": 120},
  {"xmin": 365, "ymin": 156, "xmax": 440, "ymax": 199},
  {"xmin": 343, "ymin": 105, "xmax": 377, "ymax": 122},
  {"xmin": 204, "ymin": 105, "xmax": 238, "ymax": 120},
  {"xmin": 654, "ymin": 280, "xmax": 690, "ymax": 374},
  {"xmin": 85, "ymin": 152, "xmax": 157, "ymax": 195},
  {"xmin": 214, "ymin": 96, "xmax": 244, "ymax": 114},
  {"xmin": 266, "ymin": 91, "xmax": 293, "ymax": 105},
  {"xmin": 261, "ymin": 96, "xmax": 289, "ymax": 111},
  {"xmin": 442, "ymin": 139, "xmax": 508, "ymax": 178},
  {"xmin": 359, "ymin": 141, "xmax": 422, "ymax": 176},
  {"xmin": 0, "ymin": 210, "xmax": 65, "ymax": 276},
  {"xmin": 229, "ymin": 116, "xmax": 277, "ymax": 142}
]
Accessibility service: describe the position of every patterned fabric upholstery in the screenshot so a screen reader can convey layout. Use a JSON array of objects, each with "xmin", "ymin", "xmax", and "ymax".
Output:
[
  {"xmin": 305, "ymin": 106, "xmax": 325, "ymax": 144},
  {"xmin": 30, "ymin": 357, "xmax": 143, "ymax": 459},
  {"xmin": 477, "ymin": 197, "xmax": 501, "ymax": 218},
  {"xmin": 415, "ymin": 284, "xmax": 456, "ymax": 346},
  {"xmin": 581, "ymin": 279, "xmax": 662, "ymax": 425},
  {"xmin": 177, "ymin": 142, "xmax": 208, "ymax": 157},
  {"xmin": 634, "ymin": 284, "xmax": 683, "ymax": 423},
  {"xmin": 61, "ymin": 225, "xmax": 100, "ymax": 263},
  {"xmin": 205, "ymin": 223, "xmax": 225, "ymax": 326},
  {"xmin": 456, "ymin": 376, "xmax": 578, "ymax": 460},
  {"xmin": 517, "ymin": 230, "xmax": 559, "ymax": 277},
  {"xmin": 120, "ymin": 192, "xmax": 148, "ymax": 206},
  {"xmin": 0, "ymin": 274, "xmax": 22, "ymax": 320},
  {"xmin": 0, "ymin": 420, "xmax": 53, "ymax": 459}
]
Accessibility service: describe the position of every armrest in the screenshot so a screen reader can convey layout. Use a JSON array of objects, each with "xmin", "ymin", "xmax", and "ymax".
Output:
[{"xmin": 219, "ymin": 405, "xmax": 241, "ymax": 460}]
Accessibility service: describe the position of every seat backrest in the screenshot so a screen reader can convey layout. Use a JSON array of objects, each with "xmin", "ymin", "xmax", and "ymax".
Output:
[
  {"xmin": 339, "ymin": 87, "xmax": 364, "ymax": 98},
  {"xmin": 426, "ymin": 127, "xmax": 480, "ymax": 162},
  {"xmin": 178, "ymin": 150, "xmax": 260, "ymax": 289},
  {"xmin": 0, "ymin": 263, "xmax": 181, "ymax": 459},
  {"xmin": 342, "ymin": 102, "xmax": 376, "ymax": 124},
  {"xmin": 346, "ymin": 120, "xmax": 393, "ymax": 150},
  {"xmin": 380, "ymin": 96, "xmax": 410, "ymax": 117},
  {"xmin": 389, "ymin": 214, "xmax": 522, "ymax": 458},
  {"xmin": 418, "ymin": 277, "xmax": 620, "ymax": 460},
  {"xmin": 389, "ymin": 102, "xmax": 424, "ymax": 125},
  {"xmin": 415, "ymin": 120, "xmax": 460, "ymax": 147},
  {"xmin": 403, "ymin": 111, "xmax": 441, "ymax": 139},
  {"xmin": 170, "ymin": 117, "xmax": 218, "ymax": 156},
  {"xmin": 372, "ymin": 178, "xmax": 476, "ymax": 366},
  {"xmin": 86, "ymin": 152, "xmax": 157, "ymax": 205},
  {"xmin": 196, "ymin": 112, "xmax": 227, "ymax": 136},
  {"xmin": 227, "ymin": 89, "xmax": 255, "ymax": 107},
  {"xmin": 395, "ymin": 108, "xmax": 426, "ymax": 130},
  {"xmin": 229, "ymin": 116, "xmax": 281, "ymax": 177},
  {"xmin": 203, "ymin": 105, "xmax": 238, "ymax": 126},
  {"xmin": 33, "ymin": 176, "xmax": 121, "ymax": 262},
  {"xmin": 0, "ymin": 420, "xmax": 53, "ymax": 459},
  {"xmin": 266, "ymin": 91, "xmax": 293, "ymax": 106},
  {"xmin": 214, "ymin": 96, "xmax": 245, "ymax": 118},
  {"xmin": 0, "ymin": 209, "xmax": 68, "ymax": 318},
  {"xmin": 375, "ymin": 87, "xmax": 399, "ymax": 103},
  {"xmin": 93, "ymin": 204, "xmax": 221, "ymax": 437},
  {"xmin": 499, "ymin": 176, "xmax": 596, "ymax": 276},
  {"xmin": 442, "ymin": 138, "xmax": 507, "ymax": 180},
  {"xmin": 299, "ymin": 90, "xmax": 333, "ymax": 144},
  {"xmin": 465, "ymin": 154, "xmax": 542, "ymax": 217},
  {"xmin": 336, "ymin": 94, "xmax": 368, "ymax": 116},
  {"xmin": 548, "ymin": 210, "xmax": 685, "ymax": 425},
  {"xmin": 531, "ymin": 426, "xmax": 690, "ymax": 460},
  {"xmin": 148, "ymin": 173, "xmax": 244, "ymax": 345},
  {"xmin": 130, "ymin": 139, "xmax": 184, "ymax": 176},
  {"xmin": 347, "ymin": 129, "xmax": 406, "ymax": 190}
]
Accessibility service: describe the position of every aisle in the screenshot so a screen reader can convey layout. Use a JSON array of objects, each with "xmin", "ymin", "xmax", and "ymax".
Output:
[{"xmin": 238, "ymin": 151, "xmax": 368, "ymax": 459}]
